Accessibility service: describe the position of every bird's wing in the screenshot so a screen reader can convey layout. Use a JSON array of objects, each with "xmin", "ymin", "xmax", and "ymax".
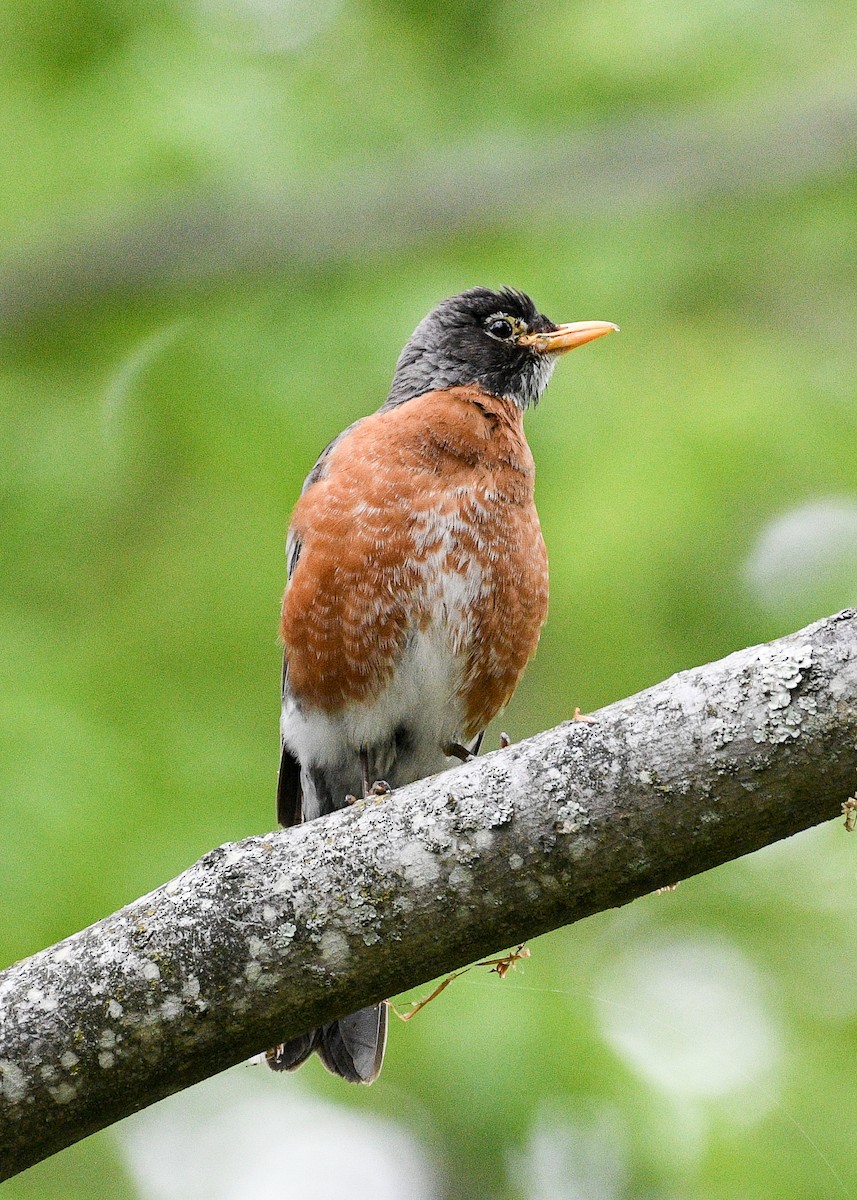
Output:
[
  {"xmin": 276, "ymin": 654, "xmax": 303, "ymax": 827},
  {"xmin": 276, "ymin": 421, "xmax": 364, "ymax": 827}
]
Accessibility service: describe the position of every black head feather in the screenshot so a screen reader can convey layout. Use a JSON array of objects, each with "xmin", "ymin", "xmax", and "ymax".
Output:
[{"xmin": 385, "ymin": 287, "xmax": 560, "ymax": 411}]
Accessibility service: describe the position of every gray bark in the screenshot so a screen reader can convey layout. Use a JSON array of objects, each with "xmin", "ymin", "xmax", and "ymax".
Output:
[{"xmin": 2, "ymin": 610, "xmax": 857, "ymax": 1179}]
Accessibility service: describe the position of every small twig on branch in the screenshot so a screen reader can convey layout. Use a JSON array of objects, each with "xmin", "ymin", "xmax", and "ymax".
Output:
[{"xmin": 387, "ymin": 944, "xmax": 530, "ymax": 1022}]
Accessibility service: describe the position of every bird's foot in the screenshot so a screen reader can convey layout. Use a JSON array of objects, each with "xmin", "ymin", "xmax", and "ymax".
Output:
[
  {"xmin": 357, "ymin": 746, "xmax": 392, "ymax": 798},
  {"xmin": 573, "ymin": 707, "xmax": 597, "ymax": 725},
  {"xmin": 444, "ymin": 741, "xmax": 475, "ymax": 763},
  {"xmin": 499, "ymin": 731, "xmax": 511, "ymax": 749},
  {"xmin": 344, "ymin": 794, "xmax": 359, "ymax": 806}
]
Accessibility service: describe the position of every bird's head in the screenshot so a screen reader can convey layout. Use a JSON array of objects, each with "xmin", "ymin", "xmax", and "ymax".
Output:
[{"xmin": 386, "ymin": 287, "xmax": 617, "ymax": 411}]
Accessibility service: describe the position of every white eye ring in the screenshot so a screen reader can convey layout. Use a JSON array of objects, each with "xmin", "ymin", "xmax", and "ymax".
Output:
[{"xmin": 485, "ymin": 313, "xmax": 521, "ymax": 341}]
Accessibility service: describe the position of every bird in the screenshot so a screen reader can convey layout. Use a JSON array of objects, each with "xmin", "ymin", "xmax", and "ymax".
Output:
[{"xmin": 266, "ymin": 287, "xmax": 617, "ymax": 1083}]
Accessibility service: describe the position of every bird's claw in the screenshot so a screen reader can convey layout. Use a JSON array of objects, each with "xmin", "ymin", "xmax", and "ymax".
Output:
[
  {"xmin": 573, "ymin": 707, "xmax": 596, "ymax": 725},
  {"xmin": 444, "ymin": 741, "xmax": 475, "ymax": 763},
  {"xmin": 370, "ymin": 780, "xmax": 392, "ymax": 796}
]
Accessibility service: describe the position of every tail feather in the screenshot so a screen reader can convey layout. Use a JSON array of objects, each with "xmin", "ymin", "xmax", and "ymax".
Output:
[
  {"xmin": 318, "ymin": 1005, "xmax": 388, "ymax": 1084},
  {"xmin": 266, "ymin": 1028, "xmax": 319, "ymax": 1072},
  {"xmin": 267, "ymin": 1003, "xmax": 387, "ymax": 1084}
]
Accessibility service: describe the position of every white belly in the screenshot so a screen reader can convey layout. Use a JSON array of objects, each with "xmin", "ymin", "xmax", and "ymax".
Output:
[
  {"xmin": 281, "ymin": 498, "xmax": 493, "ymax": 814},
  {"xmin": 281, "ymin": 624, "xmax": 468, "ymax": 816}
]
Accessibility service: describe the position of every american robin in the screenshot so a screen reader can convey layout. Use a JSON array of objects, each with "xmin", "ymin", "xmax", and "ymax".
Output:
[{"xmin": 266, "ymin": 287, "xmax": 616, "ymax": 1083}]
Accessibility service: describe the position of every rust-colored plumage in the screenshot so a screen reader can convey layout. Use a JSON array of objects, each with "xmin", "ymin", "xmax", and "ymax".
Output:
[{"xmin": 281, "ymin": 385, "xmax": 548, "ymax": 736}]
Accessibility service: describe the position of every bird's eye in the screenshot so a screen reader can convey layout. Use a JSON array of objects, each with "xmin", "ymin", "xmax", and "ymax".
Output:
[{"xmin": 486, "ymin": 316, "xmax": 516, "ymax": 340}]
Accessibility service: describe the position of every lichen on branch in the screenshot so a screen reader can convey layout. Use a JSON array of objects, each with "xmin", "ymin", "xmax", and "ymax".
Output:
[{"xmin": 1, "ymin": 609, "xmax": 856, "ymax": 1181}]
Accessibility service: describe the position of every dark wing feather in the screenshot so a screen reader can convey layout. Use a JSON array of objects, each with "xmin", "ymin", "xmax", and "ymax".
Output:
[
  {"xmin": 277, "ymin": 421, "xmax": 364, "ymax": 827},
  {"xmin": 276, "ymin": 749, "xmax": 302, "ymax": 827}
]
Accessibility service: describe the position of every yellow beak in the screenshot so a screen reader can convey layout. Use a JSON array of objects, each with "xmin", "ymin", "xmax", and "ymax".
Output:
[{"xmin": 518, "ymin": 320, "xmax": 619, "ymax": 354}]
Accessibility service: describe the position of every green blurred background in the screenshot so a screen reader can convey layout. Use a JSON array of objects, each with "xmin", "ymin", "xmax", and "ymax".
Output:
[{"xmin": 2, "ymin": 1, "xmax": 857, "ymax": 1196}]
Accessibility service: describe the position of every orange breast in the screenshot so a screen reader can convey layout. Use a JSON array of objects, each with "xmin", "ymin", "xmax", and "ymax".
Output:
[{"xmin": 281, "ymin": 386, "xmax": 549, "ymax": 735}]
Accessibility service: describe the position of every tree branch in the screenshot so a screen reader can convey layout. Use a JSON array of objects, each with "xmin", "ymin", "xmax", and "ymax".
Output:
[{"xmin": 2, "ymin": 610, "xmax": 857, "ymax": 1179}]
